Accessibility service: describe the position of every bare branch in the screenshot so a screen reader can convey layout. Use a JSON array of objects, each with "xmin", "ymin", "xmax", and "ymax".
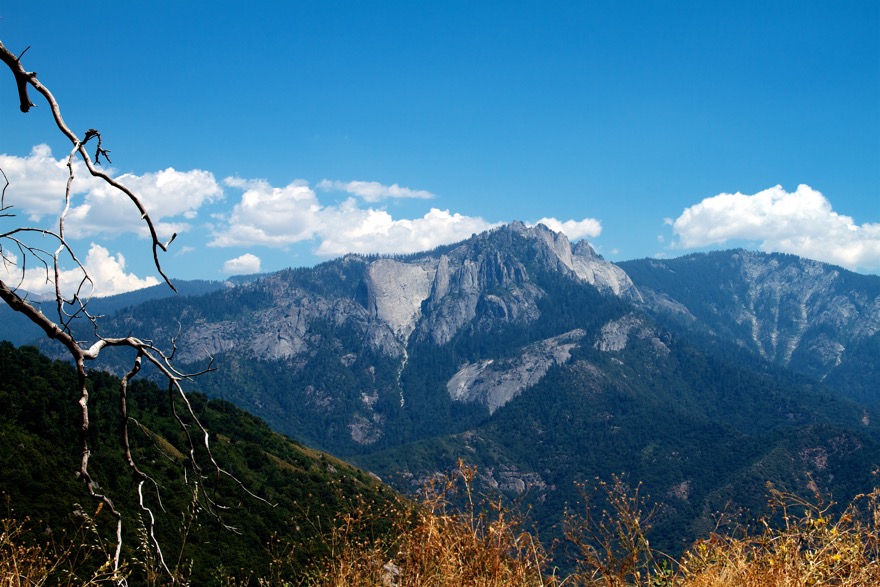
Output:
[
  {"xmin": 0, "ymin": 39, "xmax": 176, "ymax": 291},
  {"xmin": 0, "ymin": 168, "xmax": 9, "ymax": 210},
  {"xmin": 0, "ymin": 41, "xmax": 34, "ymax": 111},
  {"xmin": 0, "ymin": 37, "xmax": 262, "ymax": 580}
]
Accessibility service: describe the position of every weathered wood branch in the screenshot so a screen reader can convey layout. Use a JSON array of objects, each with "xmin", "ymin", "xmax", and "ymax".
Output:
[
  {"xmin": 0, "ymin": 39, "xmax": 176, "ymax": 290},
  {"xmin": 0, "ymin": 42, "xmax": 34, "ymax": 112},
  {"xmin": 0, "ymin": 37, "xmax": 254, "ymax": 582}
]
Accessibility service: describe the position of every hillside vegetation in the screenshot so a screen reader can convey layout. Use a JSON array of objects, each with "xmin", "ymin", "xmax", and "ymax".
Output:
[
  {"xmin": 2, "ymin": 343, "xmax": 878, "ymax": 585},
  {"xmin": 4, "ymin": 461, "xmax": 879, "ymax": 585},
  {"xmin": 0, "ymin": 343, "xmax": 396, "ymax": 584}
]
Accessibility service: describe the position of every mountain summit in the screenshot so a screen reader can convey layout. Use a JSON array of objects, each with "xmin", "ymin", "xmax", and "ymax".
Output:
[{"xmin": 16, "ymin": 222, "xmax": 880, "ymax": 553}]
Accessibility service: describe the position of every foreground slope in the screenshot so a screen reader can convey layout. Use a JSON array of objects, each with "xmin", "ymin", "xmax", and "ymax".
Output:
[{"xmin": 0, "ymin": 342, "xmax": 395, "ymax": 583}]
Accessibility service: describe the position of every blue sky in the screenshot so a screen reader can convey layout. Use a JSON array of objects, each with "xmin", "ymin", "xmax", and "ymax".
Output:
[{"xmin": 1, "ymin": 1, "xmax": 878, "ymax": 295}]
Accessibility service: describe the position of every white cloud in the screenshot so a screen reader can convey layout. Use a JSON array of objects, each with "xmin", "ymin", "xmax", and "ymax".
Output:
[
  {"xmin": 0, "ymin": 144, "xmax": 103, "ymax": 219},
  {"xmin": 212, "ymin": 178, "xmax": 499, "ymax": 255},
  {"xmin": 0, "ymin": 145, "xmax": 222, "ymax": 240},
  {"xmin": 671, "ymin": 185, "xmax": 880, "ymax": 272},
  {"xmin": 212, "ymin": 178, "xmax": 609, "ymax": 260},
  {"xmin": 0, "ymin": 243, "xmax": 159, "ymax": 298},
  {"xmin": 529, "ymin": 217, "xmax": 602, "ymax": 240},
  {"xmin": 210, "ymin": 178, "xmax": 321, "ymax": 247},
  {"xmin": 317, "ymin": 179, "xmax": 435, "ymax": 202},
  {"xmin": 315, "ymin": 206, "xmax": 499, "ymax": 256},
  {"xmin": 223, "ymin": 253, "xmax": 262, "ymax": 275},
  {"xmin": 66, "ymin": 167, "xmax": 223, "ymax": 239}
]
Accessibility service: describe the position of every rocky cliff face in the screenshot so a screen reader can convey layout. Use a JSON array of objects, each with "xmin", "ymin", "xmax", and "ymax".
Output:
[
  {"xmin": 415, "ymin": 244, "xmax": 542, "ymax": 346},
  {"xmin": 731, "ymin": 251, "xmax": 880, "ymax": 366},
  {"xmin": 173, "ymin": 271, "xmax": 404, "ymax": 365},
  {"xmin": 594, "ymin": 314, "xmax": 669, "ymax": 355},
  {"xmin": 174, "ymin": 222, "xmax": 635, "ymax": 359},
  {"xmin": 410, "ymin": 223, "xmax": 640, "ymax": 345},
  {"xmin": 508, "ymin": 222, "xmax": 642, "ymax": 300},
  {"xmin": 175, "ymin": 222, "xmax": 635, "ymax": 359},
  {"xmin": 365, "ymin": 258, "xmax": 436, "ymax": 341},
  {"xmin": 447, "ymin": 329, "xmax": 586, "ymax": 413},
  {"xmin": 620, "ymin": 250, "xmax": 880, "ymax": 386}
]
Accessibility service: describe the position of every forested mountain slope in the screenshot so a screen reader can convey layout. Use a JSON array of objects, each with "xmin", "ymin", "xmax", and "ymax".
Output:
[
  {"xmin": 6, "ymin": 224, "xmax": 879, "ymax": 558},
  {"xmin": 619, "ymin": 250, "xmax": 880, "ymax": 405},
  {"xmin": 357, "ymin": 311, "xmax": 880, "ymax": 553},
  {"xmin": 0, "ymin": 342, "xmax": 395, "ymax": 583}
]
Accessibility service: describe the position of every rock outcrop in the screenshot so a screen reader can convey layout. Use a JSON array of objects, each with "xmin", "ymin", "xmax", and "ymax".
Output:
[
  {"xmin": 447, "ymin": 329, "xmax": 586, "ymax": 413},
  {"xmin": 623, "ymin": 250, "xmax": 880, "ymax": 383},
  {"xmin": 365, "ymin": 258, "xmax": 436, "ymax": 341}
]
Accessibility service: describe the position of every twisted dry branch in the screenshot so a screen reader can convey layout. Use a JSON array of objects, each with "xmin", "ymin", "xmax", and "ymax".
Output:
[{"xmin": 0, "ymin": 38, "xmax": 267, "ymax": 581}]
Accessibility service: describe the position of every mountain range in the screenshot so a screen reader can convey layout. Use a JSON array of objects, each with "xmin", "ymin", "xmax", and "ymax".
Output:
[{"xmin": 5, "ymin": 222, "xmax": 879, "ymax": 553}]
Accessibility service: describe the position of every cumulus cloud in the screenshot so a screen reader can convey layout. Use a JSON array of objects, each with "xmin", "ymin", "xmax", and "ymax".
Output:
[
  {"xmin": 316, "ymin": 179, "xmax": 435, "ymax": 202},
  {"xmin": 210, "ymin": 178, "xmax": 321, "ymax": 247},
  {"xmin": 315, "ymin": 206, "xmax": 499, "ymax": 256},
  {"xmin": 529, "ymin": 217, "xmax": 602, "ymax": 240},
  {"xmin": 671, "ymin": 185, "xmax": 880, "ymax": 272},
  {"xmin": 223, "ymin": 253, "xmax": 262, "ymax": 275},
  {"xmin": 0, "ymin": 144, "xmax": 103, "ymax": 219},
  {"xmin": 0, "ymin": 243, "xmax": 159, "ymax": 298},
  {"xmin": 0, "ymin": 145, "xmax": 222, "ymax": 239},
  {"xmin": 212, "ymin": 178, "xmax": 609, "ymax": 260},
  {"xmin": 212, "ymin": 178, "xmax": 499, "ymax": 255},
  {"xmin": 66, "ymin": 167, "xmax": 223, "ymax": 239}
]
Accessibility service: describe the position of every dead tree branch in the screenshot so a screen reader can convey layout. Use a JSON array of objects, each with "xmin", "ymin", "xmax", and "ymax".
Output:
[{"xmin": 0, "ymin": 38, "xmax": 258, "ymax": 582}]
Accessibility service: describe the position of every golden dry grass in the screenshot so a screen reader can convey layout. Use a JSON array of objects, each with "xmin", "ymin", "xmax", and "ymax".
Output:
[
  {"xmin": 300, "ymin": 468, "xmax": 880, "ymax": 587},
  {"xmin": 3, "ymin": 468, "xmax": 878, "ymax": 586},
  {"xmin": 677, "ymin": 484, "xmax": 880, "ymax": 587},
  {"xmin": 0, "ymin": 509, "xmax": 125, "ymax": 586},
  {"xmin": 301, "ymin": 463, "xmax": 549, "ymax": 587}
]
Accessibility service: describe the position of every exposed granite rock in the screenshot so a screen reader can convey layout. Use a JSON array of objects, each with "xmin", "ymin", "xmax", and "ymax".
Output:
[
  {"xmin": 626, "ymin": 250, "xmax": 880, "ymax": 383},
  {"xmin": 412, "ymin": 223, "xmax": 635, "ymax": 346},
  {"xmin": 507, "ymin": 222, "xmax": 643, "ymax": 301},
  {"xmin": 365, "ymin": 258, "xmax": 437, "ymax": 341},
  {"xmin": 416, "ymin": 248, "xmax": 542, "ymax": 346},
  {"xmin": 349, "ymin": 413, "xmax": 383, "ymax": 445},
  {"xmin": 595, "ymin": 314, "xmax": 669, "ymax": 355},
  {"xmin": 447, "ymin": 329, "xmax": 586, "ymax": 413},
  {"xmin": 479, "ymin": 466, "xmax": 548, "ymax": 495},
  {"xmin": 112, "ymin": 223, "xmax": 639, "ymax": 368}
]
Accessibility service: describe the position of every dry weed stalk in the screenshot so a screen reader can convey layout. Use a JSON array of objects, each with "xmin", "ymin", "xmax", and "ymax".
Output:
[
  {"xmin": 561, "ymin": 474, "xmax": 674, "ymax": 587},
  {"xmin": 681, "ymin": 484, "xmax": 880, "ymax": 587},
  {"xmin": 305, "ymin": 460, "xmax": 550, "ymax": 586},
  {"xmin": 0, "ymin": 507, "xmax": 128, "ymax": 586}
]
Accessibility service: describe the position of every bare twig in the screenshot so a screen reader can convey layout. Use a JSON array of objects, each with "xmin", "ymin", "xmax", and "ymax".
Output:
[
  {"xmin": 0, "ymin": 37, "xmax": 256, "ymax": 581},
  {"xmin": 0, "ymin": 39, "xmax": 176, "ymax": 290}
]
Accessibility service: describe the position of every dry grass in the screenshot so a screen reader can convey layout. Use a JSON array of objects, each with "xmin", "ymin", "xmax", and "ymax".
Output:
[
  {"xmin": 0, "ymin": 507, "xmax": 126, "ymax": 586},
  {"xmin": 678, "ymin": 484, "xmax": 880, "ymax": 587},
  {"xmin": 4, "ymin": 469, "xmax": 879, "ymax": 586},
  {"xmin": 301, "ymin": 468, "xmax": 880, "ymax": 587},
  {"xmin": 301, "ymin": 461, "xmax": 550, "ymax": 587},
  {"xmin": 1, "ymin": 515, "xmax": 61, "ymax": 587},
  {"xmin": 561, "ymin": 475, "xmax": 674, "ymax": 587}
]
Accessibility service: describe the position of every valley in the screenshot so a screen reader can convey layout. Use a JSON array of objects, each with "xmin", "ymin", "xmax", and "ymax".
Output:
[{"xmin": 3, "ymin": 223, "xmax": 879, "ymax": 568}]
